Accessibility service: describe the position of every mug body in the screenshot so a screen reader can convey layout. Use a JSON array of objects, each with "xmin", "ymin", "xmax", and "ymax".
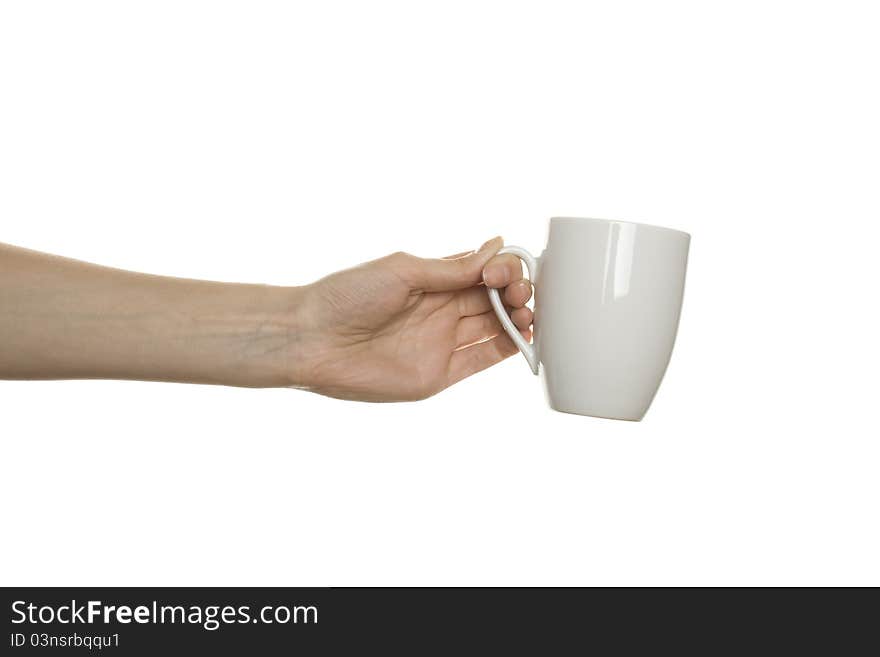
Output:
[{"xmin": 535, "ymin": 218, "xmax": 690, "ymax": 420}]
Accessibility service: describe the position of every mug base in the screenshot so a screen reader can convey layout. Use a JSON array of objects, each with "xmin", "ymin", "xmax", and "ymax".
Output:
[{"xmin": 547, "ymin": 402, "xmax": 645, "ymax": 422}]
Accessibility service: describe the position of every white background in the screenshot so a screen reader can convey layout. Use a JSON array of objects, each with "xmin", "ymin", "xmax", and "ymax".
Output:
[{"xmin": 1, "ymin": 1, "xmax": 878, "ymax": 586}]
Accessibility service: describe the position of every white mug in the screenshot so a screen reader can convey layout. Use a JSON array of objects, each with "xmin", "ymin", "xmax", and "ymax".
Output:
[{"xmin": 488, "ymin": 217, "xmax": 690, "ymax": 420}]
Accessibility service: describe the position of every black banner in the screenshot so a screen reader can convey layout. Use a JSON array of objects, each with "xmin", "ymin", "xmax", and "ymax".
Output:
[{"xmin": 1, "ymin": 587, "xmax": 873, "ymax": 654}]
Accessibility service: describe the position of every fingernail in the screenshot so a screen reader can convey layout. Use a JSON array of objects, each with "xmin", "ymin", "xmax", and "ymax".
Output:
[
  {"xmin": 477, "ymin": 236, "xmax": 502, "ymax": 253},
  {"xmin": 483, "ymin": 263, "xmax": 504, "ymax": 287}
]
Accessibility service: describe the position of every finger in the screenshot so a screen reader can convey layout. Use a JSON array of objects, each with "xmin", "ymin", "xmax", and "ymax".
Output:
[
  {"xmin": 395, "ymin": 236, "xmax": 503, "ymax": 292},
  {"xmin": 448, "ymin": 334, "xmax": 516, "ymax": 385},
  {"xmin": 455, "ymin": 285, "xmax": 492, "ymax": 317},
  {"xmin": 442, "ymin": 250, "xmax": 474, "ymax": 260},
  {"xmin": 503, "ymin": 279, "xmax": 532, "ymax": 307},
  {"xmin": 447, "ymin": 328, "xmax": 531, "ymax": 386},
  {"xmin": 511, "ymin": 306, "xmax": 533, "ymax": 331},
  {"xmin": 455, "ymin": 311, "xmax": 502, "ymax": 349},
  {"xmin": 454, "ymin": 277, "xmax": 532, "ymax": 318},
  {"xmin": 482, "ymin": 253, "xmax": 524, "ymax": 288},
  {"xmin": 456, "ymin": 285, "xmax": 532, "ymax": 323}
]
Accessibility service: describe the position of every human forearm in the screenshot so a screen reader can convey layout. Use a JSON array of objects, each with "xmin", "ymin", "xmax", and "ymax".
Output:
[
  {"xmin": 0, "ymin": 238, "xmax": 533, "ymax": 400},
  {"xmin": 0, "ymin": 242, "xmax": 304, "ymax": 387}
]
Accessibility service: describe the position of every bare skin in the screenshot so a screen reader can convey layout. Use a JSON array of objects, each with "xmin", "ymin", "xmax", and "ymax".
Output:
[{"xmin": 0, "ymin": 238, "xmax": 533, "ymax": 401}]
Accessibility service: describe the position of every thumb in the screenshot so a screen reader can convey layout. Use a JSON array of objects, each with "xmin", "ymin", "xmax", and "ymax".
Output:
[{"xmin": 398, "ymin": 236, "xmax": 503, "ymax": 292}]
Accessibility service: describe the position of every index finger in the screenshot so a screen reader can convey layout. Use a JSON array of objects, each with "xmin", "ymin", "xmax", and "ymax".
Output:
[{"xmin": 482, "ymin": 253, "xmax": 524, "ymax": 288}]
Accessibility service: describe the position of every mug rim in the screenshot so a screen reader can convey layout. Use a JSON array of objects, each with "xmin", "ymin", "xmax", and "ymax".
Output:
[{"xmin": 550, "ymin": 216, "xmax": 690, "ymax": 239}]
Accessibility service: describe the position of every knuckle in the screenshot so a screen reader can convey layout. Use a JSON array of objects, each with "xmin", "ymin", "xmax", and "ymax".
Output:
[
  {"xmin": 385, "ymin": 251, "xmax": 413, "ymax": 267},
  {"xmin": 499, "ymin": 253, "xmax": 523, "ymax": 272},
  {"xmin": 504, "ymin": 281, "xmax": 529, "ymax": 305}
]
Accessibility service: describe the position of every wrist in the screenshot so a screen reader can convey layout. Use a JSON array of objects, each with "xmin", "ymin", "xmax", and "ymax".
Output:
[{"xmin": 225, "ymin": 283, "xmax": 317, "ymax": 389}]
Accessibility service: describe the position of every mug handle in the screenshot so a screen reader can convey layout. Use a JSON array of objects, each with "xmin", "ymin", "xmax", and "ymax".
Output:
[{"xmin": 487, "ymin": 245, "xmax": 540, "ymax": 375}]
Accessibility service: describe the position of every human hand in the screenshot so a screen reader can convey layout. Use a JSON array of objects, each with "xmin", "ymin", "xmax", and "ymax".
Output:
[{"xmin": 293, "ymin": 237, "xmax": 534, "ymax": 401}]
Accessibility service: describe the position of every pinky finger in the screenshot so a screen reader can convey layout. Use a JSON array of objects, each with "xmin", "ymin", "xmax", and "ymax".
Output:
[{"xmin": 446, "ymin": 327, "xmax": 531, "ymax": 387}]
